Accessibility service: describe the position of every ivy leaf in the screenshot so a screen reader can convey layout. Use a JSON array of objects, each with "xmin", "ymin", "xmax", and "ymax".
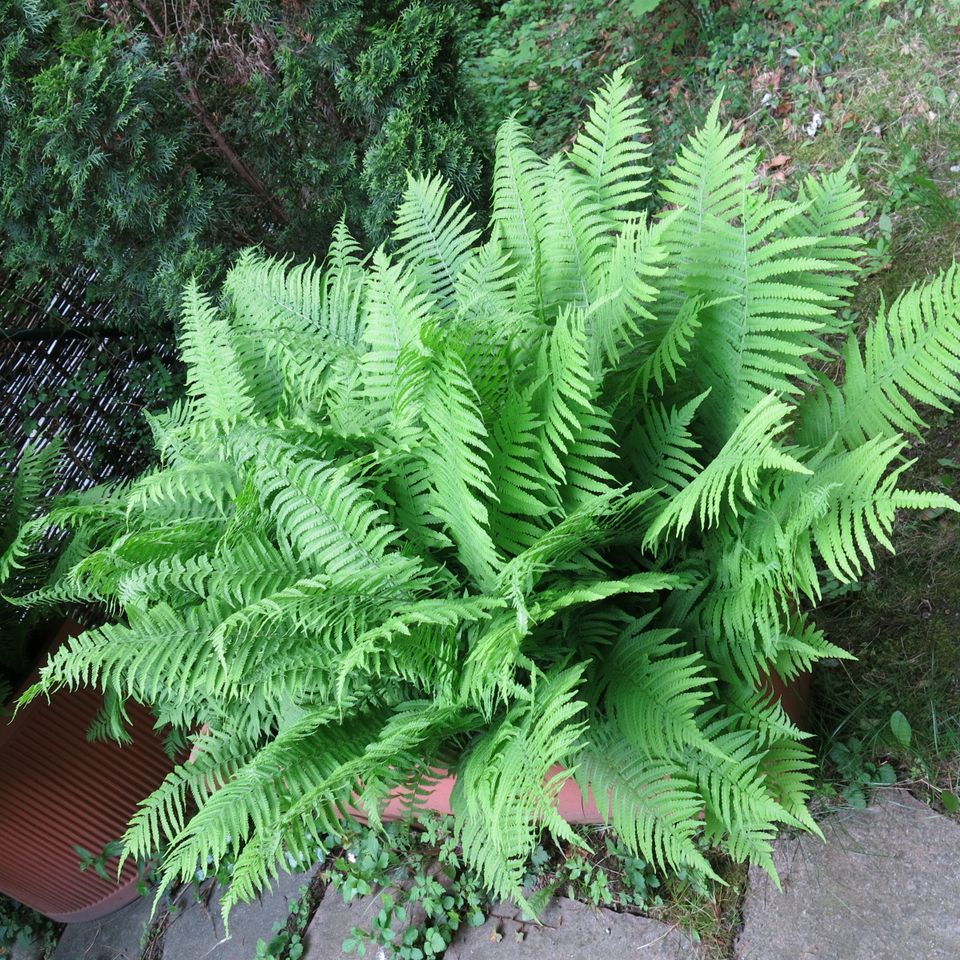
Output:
[{"xmin": 889, "ymin": 710, "xmax": 912, "ymax": 748}]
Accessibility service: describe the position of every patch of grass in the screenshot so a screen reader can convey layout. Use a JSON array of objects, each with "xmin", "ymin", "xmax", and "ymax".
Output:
[
  {"xmin": 473, "ymin": 0, "xmax": 960, "ymax": 307},
  {"xmin": 812, "ymin": 492, "xmax": 960, "ymax": 814},
  {"xmin": 648, "ymin": 854, "xmax": 749, "ymax": 960},
  {"xmin": 764, "ymin": 1, "xmax": 960, "ymax": 315}
]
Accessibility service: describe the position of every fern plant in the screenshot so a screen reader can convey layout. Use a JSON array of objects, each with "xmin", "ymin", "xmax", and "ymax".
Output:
[
  {"xmin": 4, "ymin": 69, "xmax": 960, "ymax": 920},
  {"xmin": 0, "ymin": 438, "xmax": 64, "ymax": 702}
]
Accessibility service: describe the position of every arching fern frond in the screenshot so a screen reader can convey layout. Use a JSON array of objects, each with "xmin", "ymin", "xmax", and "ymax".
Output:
[
  {"xmin": 393, "ymin": 172, "xmax": 480, "ymax": 311},
  {"xmin": 620, "ymin": 391, "xmax": 706, "ymax": 497},
  {"xmin": 644, "ymin": 394, "xmax": 809, "ymax": 546},
  {"xmin": 796, "ymin": 264, "xmax": 960, "ymax": 449},
  {"xmin": 779, "ymin": 157, "xmax": 865, "ymax": 329},
  {"xmin": 421, "ymin": 341, "xmax": 500, "ymax": 589},
  {"xmin": 569, "ymin": 65, "xmax": 651, "ymax": 225},
  {"xmin": 491, "ymin": 118, "xmax": 547, "ymax": 276},
  {"xmin": 587, "ymin": 217, "xmax": 666, "ymax": 377},
  {"xmin": 603, "ymin": 614, "xmax": 716, "ymax": 758},
  {"xmin": 453, "ymin": 665, "xmax": 586, "ymax": 904},
  {"xmin": 360, "ymin": 251, "xmax": 433, "ymax": 436},
  {"xmin": 179, "ymin": 279, "xmax": 254, "ymax": 423},
  {"xmin": 535, "ymin": 306, "xmax": 617, "ymax": 509},
  {"xmin": 252, "ymin": 435, "xmax": 403, "ymax": 576},
  {"xmin": 577, "ymin": 724, "xmax": 713, "ymax": 875}
]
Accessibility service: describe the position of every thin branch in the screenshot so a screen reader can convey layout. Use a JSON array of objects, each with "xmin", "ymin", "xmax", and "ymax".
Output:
[{"xmin": 1, "ymin": 327, "xmax": 133, "ymax": 343}]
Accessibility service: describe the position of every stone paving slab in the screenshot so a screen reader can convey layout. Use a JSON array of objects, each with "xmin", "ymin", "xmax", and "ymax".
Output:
[
  {"xmin": 301, "ymin": 891, "xmax": 378, "ymax": 959},
  {"xmin": 302, "ymin": 894, "xmax": 701, "ymax": 960},
  {"xmin": 446, "ymin": 899, "xmax": 702, "ymax": 960},
  {"xmin": 736, "ymin": 788, "xmax": 960, "ymax": 960},
  {"xmin": 161, "ymin": 869, "xmax": 314, "ymax": 960},
  {"xmin": 52, "ymin": 895, "xmax": 153, "ymax": 960}
]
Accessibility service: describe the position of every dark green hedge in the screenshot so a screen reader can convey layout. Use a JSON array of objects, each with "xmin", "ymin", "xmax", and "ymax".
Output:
[{"xmin": 0, "ymin": 0, "xmax": 487, "ymax": 335}]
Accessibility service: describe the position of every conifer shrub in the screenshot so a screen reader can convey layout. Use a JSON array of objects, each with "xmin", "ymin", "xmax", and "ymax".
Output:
[
  {"xmin": 0, "ymin": 0, "xmax": 484, "ymax": 332},
  {"xmin": 4, "ymin": 70, "xmax": 960, "ymax": 918}
]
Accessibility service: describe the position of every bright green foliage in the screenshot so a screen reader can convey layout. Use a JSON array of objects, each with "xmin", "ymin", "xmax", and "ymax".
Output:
[
  {"xmin": 5, "ymin": 69, "xmax": 960, "ymax": 919},
  {"xmin": 0, "ymin": 438, "xmax": 62, "ymax": 697}
]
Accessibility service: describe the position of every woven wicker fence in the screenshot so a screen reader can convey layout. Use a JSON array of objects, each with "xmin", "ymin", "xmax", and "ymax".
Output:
[{"xmin": 0, "ymin": 269, "xmax": 178, "ymax": 492}]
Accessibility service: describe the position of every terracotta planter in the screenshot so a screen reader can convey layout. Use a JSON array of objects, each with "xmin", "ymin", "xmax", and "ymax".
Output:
[
  {"xmin": 195, "ymin": 669, "xmax": 811, "ymax": 825},
  {"xmin": 765, "ymin": 668, "xmax": 812, "ymax": 729},
  {"xmin": 0, "ymin": 620, "xmax": 174, "ymax": 922},
  {"xmin": 361, "ymin": 669, "xmax": 813, "ymax": 823},
  {"xmin": 370, "ymin": 766, "xmax": 606, "ymax": 823}
]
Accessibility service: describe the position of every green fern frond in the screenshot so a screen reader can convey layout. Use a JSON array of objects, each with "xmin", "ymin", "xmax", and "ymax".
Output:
[
  {"xmin": 122, "ymin": 728, "xmax": 249, "ymax": 870},
  {"xmin": 253, "ymin": 435, "xmax": 403, "ymax": 576},
  {"xmin": 491, "ymin": 117, "xmax": 547, "ymax": 275},
  {"xmin": 621, "ymin": 391, "xmax": 706, "ymax": 497},
  {"xmin": 569, "ymin": 65, "xmax": 651, "ymax": 224},
  {"xmin": 644, "ymin": 394, "xmax": 810, "ymax": 546},
  {"xmin": 803, "ymin": 436, "xmax": 957, "ymax": 583},
  {"xmin": 421, "ymin": 342, "xmax": 500, "ymax": 589},
  {"xmin": 126, "ymin": 462, "xmax": 240, "ymax": 515},
  {"xmin": 487, "ymin": 385, "xmax": 550, "ymax": 555},
  {"xmin": 360, "ymin": 251, "xmax": 433, "ymax": 436},
  {"xmin": 603, "ymin": 615, "xmax": 716, "ymax": 758},
  {"xmin": 587, "ymin": 217, "xmax": 666, "ymax": 377},
  {"xmin": 117, "ymin": 533, "xmax": 299, "ymax": 610},
  {"xmin": 2, "ymin": 439, "xmax": 62, "ymax": 550},
  {"xmin": 797, "ymin": 264, "xmax": 960, "ymax": 449},
  {"xmin": 725, "ymin": 682, "xmax": 806, "ymax": 749},
  {"xmin": 780, "ymin": 157, "xmax": 865, "ymax": 327},
  {"xmin": 697, "ymin": 540, "xmax": 790, "ymax": 682},
  {"xmin": 180, "ymin": 279, "xmax": 254, "ymax": 423},
  {"xmin": 158, "ymin": 711, "xmax": 383, "ymax": 907},
  {"xmin": 692, "ymin": 720, "xmax": 793, "ymax": 877},
  {"xmin": 577, "ymin": 724, "xmax": 714, "ymax": 875},
  {"xmin": 630, "ymin": 295, "xmax": 703, "ymax": 399},
  {"xmin": 772, "ymin": 620, "xmax": 854, "ymax": 683},
  {"xmin": 393, "ymin": 172, "xmax": 480, "ymax": 310},
  {"xmin": 759, "ymin": 739, "xmax": 821, "ymax": 837},
  {"xmin": 453, "ymin": 233, "xmax": 534, "ymax": 341},
  {"xmin": 657, "ymin": 105, "xmax": 850, "ymax": 439},
  {"xmin": 539, "ymin": 157, "xmax": 610, "ymax": 312},
  {"xmin": 454, "ymin": 665, "xmax": 586, "ymax": 904},
  {"xmin": 536, "ymin": 307, "xmax": 617, "ymax": 508}
]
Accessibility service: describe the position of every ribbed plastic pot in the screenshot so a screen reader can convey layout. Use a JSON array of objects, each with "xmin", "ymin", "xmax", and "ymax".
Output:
[{"xmin": 0, "ymin": 620, "xmax": 174, "ymax": 922}]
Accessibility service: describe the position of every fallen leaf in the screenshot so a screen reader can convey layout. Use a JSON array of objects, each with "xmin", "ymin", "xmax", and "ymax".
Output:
[
  {"xmin": 776, "ymin": 97, "xmax": 794, "ymax": 118},
  {"xmin": 752, "ymin": 67, "xmax": 783, "ymax": 93}
]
